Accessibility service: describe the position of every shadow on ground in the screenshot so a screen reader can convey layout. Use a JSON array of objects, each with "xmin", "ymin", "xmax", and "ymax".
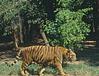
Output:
[
  {"xmin": 0, "ymin": 42, "xmax": 16, "ymax": 60},
  {"xmin": 76, "ymin": 47, "xmax": 99, "ymax": 66}
]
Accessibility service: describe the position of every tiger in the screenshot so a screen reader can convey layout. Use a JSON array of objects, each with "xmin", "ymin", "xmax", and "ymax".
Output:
[{"xmin": 15, "ymin": 45, "xmax": 77, "ymax": 76}]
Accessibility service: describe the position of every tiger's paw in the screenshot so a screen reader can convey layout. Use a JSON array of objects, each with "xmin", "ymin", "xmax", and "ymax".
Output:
[
  {"xmin": 60, "ymin": 73, "xmax": 70, "ymax": 76},
  {"xmin": 64, "ymin": 73, "xmax": 70, "ymax": 76},
  {"xmin": 20, "ymin": 70, "xmax": 29, "ymax": 76},
  {"xmin": 39, "ymin": 68, "xmax": 45, "ymax": 76},
  {"xmin": 39, "ymin": 73, "xmax": 44, "ymax": 76}
]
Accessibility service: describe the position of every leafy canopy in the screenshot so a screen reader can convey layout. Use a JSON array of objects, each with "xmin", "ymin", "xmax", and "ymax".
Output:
[{"xmin": 44, "ymin": 0, "xmax": 91, "ymax": 49}]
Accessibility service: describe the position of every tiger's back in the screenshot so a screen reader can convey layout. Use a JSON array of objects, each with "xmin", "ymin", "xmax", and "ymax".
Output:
[{"xmin": 21, "ymin": 45, "xmax": 63, "ymax": 65}]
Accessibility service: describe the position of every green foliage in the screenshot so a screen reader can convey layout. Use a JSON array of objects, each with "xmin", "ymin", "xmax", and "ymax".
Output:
[
  {"xmin": 44, "ymin": 0, "xmax": 91, "ymax": 48},
  {"xmin": 0, "ymin": 0, "xmax": 27, "ymax": 21},
  {"xmin": 0, "ymin": 0, "xmax": 27, "ymax": 36},
  {"xmin": 56, "ymin": 0, "xmax": 84, "ymax": 11},
  {"xmin": 21, "ymin": 0, "xmax": 46, "ymax": 25},
  {"xmin": 0, "ymin": 0, "xmax": 47, "ymax": 36},
  {"xmin": 0, "ymin": 0, "xmax": 93, "ymax": 48},
  {"xmin": 56, "ymin": 9, "xmax": 90, "ymax": 47}
]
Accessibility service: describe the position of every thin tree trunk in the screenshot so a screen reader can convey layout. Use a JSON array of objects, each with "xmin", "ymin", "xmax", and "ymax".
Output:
[
  {"xmin": 40, "ymin": 25, "xmax": 49, "ymax": 46},
  {"xmin": 13, "ymin": 30, "xmax": 19, "ymax": 49},
  {"xmin": 95, "ymin": 0, "xmax": 99, "ymax": 47},
  {"xmin": 11, "ymin": 20, "xmax": 19, "ymax": 49},
  {"xmin": 18, "ymin": 13, "xmax": 23, "ymax": 44}
]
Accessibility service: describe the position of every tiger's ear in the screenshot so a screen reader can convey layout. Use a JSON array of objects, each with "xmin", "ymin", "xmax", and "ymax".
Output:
[
  {"xmin": 67, "ymin": 49, "xmax": 71, "ymax": 53},
  {"xmin": 69, "ymin": 48, "xmax": 72, "ymax": 51}
]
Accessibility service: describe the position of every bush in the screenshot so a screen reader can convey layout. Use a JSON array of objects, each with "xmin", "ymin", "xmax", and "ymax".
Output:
[{"xmin": 44, "ymin": 0, "xmax": 91, "ymax": 49}]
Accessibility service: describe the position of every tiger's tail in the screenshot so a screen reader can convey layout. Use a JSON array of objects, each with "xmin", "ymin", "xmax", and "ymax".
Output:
[
  {"xmin": 14, "ymin": 48, "xmax": 22, "ymax": 63},
  {"xmin": 5, "ymin": 48, "xmax": 22, "ymax": 66}
]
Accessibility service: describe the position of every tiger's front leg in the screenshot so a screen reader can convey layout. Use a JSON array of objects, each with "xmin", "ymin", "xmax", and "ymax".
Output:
[
  {"xmin": 39, "ymin": 68, "xmax": 45, "ymax": 76},
  {"xmin": 55, "ymin": 63, "xmax": 70, "ymax": 76},
  {"xmin": 20, "ymin": 61, "xmax": 29, "ymax": 76},
  {"xmin": 37, "ymin": 65, "xmax": 45, "ymax": 76}
]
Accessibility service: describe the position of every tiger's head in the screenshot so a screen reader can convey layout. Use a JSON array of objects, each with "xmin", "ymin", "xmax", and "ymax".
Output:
[{"xmin": 63, "ymin": 48, "xmax": 77, "ymax": 62}]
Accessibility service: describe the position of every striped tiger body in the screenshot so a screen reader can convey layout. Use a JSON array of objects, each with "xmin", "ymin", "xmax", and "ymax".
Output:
[{"xmin": 16, "ymin": 45, "xmax": 76, "ymax": 76}]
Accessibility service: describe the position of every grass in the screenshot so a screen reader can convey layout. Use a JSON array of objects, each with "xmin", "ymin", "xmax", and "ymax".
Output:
[
  {"xmin": 0, "ymin": 62, "xmax": 20, "ymax": 75},
  {"xmin": 0, "ymin": 61, "xmax": 99, "ymax": 76},
  {"xmin": 63, "ymin": 63, "xmax": 99, "ymax": 76}
]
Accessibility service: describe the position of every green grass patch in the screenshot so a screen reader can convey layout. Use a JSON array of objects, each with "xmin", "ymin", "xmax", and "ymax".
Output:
[
  {"xmin": 0, "ymin": 62, "xmax": 20, "ymax": 75},
  {"xmin": 0, "ymin": 61, "xmax": 99, "ymax": 76},
  {"xmin": 63, "ymin": 63, "xmax": 99, "ymax": 76}
]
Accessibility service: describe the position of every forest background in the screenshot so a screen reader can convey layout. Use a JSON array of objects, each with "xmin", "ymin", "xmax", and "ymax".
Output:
[
  {"xmin": 0, "ymin": 0, "xmax": 99, "ymax": 76},
  {"xmin": 0, "ymin": 0, "xmax": 99, "ymax": 49}
]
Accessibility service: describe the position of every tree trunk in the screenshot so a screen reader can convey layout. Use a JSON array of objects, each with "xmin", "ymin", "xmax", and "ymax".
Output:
[
  {"xmin": 11, "ymin": 13, "xmax": 23, "ymax": 49},
  {"xmin": 13, "ymin": 30, "xmax": 19, "ymax": 49},
  {"xmin": 40, "ymin": 25, "xmax": 49, "ymax": 46},
  {"xmin": 11, "ymin": 20, "xmax": 19, "ymax": 49},
  {"xmin": 18, "ymin": 13, "xmax": 23, "ymax": 44},
  {"xmin": 95, "ymin": 0, "xmax": 99, "ymax": 47}
]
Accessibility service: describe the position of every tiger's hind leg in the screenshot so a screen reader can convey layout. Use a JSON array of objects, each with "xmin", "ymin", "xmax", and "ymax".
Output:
[{"xmin": 20, "ymin": 61, "xmax": 29, "ymax": 76}]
